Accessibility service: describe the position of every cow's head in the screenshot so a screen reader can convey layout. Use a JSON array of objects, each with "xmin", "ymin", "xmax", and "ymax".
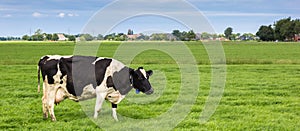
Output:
[{"xmin": 130, "ymin": 67, "xmax": 154, "ymax": 95}]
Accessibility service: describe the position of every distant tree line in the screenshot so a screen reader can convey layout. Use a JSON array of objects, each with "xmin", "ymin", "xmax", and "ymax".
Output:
[
  {"xmin": 2, "ymin": 17, "xmax": 300, "ymax": 42},
  {"xmin": 0, "ymin": 37, "xmax": 21, "ymax": 41},
  {"xmin": 171, "ymin": 30, "xmax": 197, "ymax": 41},
  {"xmin": 256, "ymin": 17, "xmax": 300, "ymax": 41},
  {"xmin": 21, "ymin": 29, "xmax": 76, "ymax": 41},
  {"xmin": 222, "ymin": 27, "xmax": 257, "ymax": 41}
]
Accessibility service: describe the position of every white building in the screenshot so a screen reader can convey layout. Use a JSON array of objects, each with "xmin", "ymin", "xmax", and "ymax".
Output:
[{"xmin": 57, "ymin": 34, "xmax": 68, "ymax": 41}]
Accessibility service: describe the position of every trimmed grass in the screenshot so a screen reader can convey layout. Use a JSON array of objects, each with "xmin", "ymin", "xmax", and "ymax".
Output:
[{"xmin": 0, "ymin": 41, "xmax": 299, "ymax": 130}]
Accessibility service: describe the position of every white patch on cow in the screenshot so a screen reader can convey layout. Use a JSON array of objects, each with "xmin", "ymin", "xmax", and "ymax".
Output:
[
  {"xmin": 105, "ymin": 88, "xmax": 125, "ymax": 104},
  {"xmin": 55, "ymin": 88, "xmax": 67, "ymax": 103},
  {"xmin": 42, "ymin": 75, "xmax": 49, "ymax": 119},
  {"xmin": 46, "ymin": 55, "xmax": 72, "ymax": 61},
  {"xmin": 47, "ymin": 79, "xmax": 60, "ymax": 121},
  {"xmin": 112, "ymin": 108, "xmax": 118, "ymax": 121},
  {"xmin": 110, "ymin": 59, "xmax": 125, "ymax": 72},
  {"xmin": 140, "ymin": 68, "xmax": 147, "ymax": 78},
  {"xmin": 46, "ymin": 55, "xmax": 62, "ymax": 61},
  {"xmin": 94, "ymin": 91, "xmax": 106, "ymax": 119},
  {"xmin": 78, "ymin": 84, "xmax": 96, "ymax": 100},
  {"xmin": 52, "ymin": 63, "xmax": 62, "ymax": 84}
]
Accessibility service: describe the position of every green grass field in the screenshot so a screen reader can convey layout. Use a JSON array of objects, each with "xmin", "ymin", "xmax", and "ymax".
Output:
[{"xmin": 0, "ymin": 41, "xmax": 299, "ymax": 130}]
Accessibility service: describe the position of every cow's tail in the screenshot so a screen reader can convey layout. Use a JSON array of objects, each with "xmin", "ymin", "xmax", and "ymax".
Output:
[
  {"xmin": 37, "ymin": 57, "xmax": 45, "ymax": 93},
  {"xmin": 37, "ymin": 64, "xmax": 41, "ymax": 93}
]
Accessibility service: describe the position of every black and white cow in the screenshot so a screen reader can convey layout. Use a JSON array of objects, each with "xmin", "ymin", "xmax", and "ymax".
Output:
[{"xmin": 37, "ymin": 55, "xmax": 154, "ymax": 121}]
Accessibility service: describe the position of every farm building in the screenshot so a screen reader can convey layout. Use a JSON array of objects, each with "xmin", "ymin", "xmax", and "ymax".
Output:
[
  {"xmin": 294, "ymin": 34, "xmax": 300, "ymax": 42},
  {"xmin": 127, "ymin": 34, "xmax": 140, "ymax": 40},
  {"xmin": 57, "ymin": 34, "xmax": 68, "ymax": 41}
]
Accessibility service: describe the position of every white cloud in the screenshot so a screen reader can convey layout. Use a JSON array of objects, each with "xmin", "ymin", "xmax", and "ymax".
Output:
[
  {"xmin": 32, "ymin": 12, "xmax": 42, "ymax": 17},
  {"xmin": 57, "ymin": 12, "xmax": 79, "ymax": 18},
  {"xmin": 0, "ymin": 7, "xmax": 14, "ymax": 11},
  {"xmin": 67, "ymin": 13, "xmax": 74, "ymax": 17},
  {"xmin": 58, "ymin": 12, "xmax": 65, "ymax": 18},
  {"xmin": 3, "ymin": 14, "xmax": 12, "ymax": 17},
  {"xmin": 67, "ymin": 13, "xmax": 79, "ymax": 17}
]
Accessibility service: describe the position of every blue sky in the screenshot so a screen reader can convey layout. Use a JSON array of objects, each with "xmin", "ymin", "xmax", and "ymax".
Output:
[{"xmin": 0, "ymin": 0, "xmax": 299, "ymax": 37}]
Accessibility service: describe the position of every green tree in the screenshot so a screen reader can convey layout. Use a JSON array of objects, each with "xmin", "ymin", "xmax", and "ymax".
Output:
[
  {"xmin": 137, "ymin": 34, "xmax": 150, "ymax": 41},
  {"xmin": 114, "ymin": 33, "xmax": 126, "ymax": 41},
  {"xmin": 201, "ymin": 32, "xmax": 211, "ymax": 40},
  {"xmin": 31, "ymin": 29, "xmax": 44, "ymax": 41},
  {"xmin": 97, "ymin": 34, "xmax": 104, "ymax": 40},
  {"xmin": 224, "ymin": 27, "xmax": 233, "ymax": 40},
  {"xmin": 104, "ymin": 33, "xmax": 115, "ymax": 40},
  {"xmin": 274, "ymin": 17, "xmax": 293, "ymax": 41},
  {"xmin": 172, "ymin": 30, "xmax": 181, "ymax": 40},
  {"xmin": 52, "ymin": 34, "xmax": 59, "ymax": 41},
  {"xmin": 240, "ymin": 33, "xmax": 256, "ymax": 41},
  {"xmin": 187, "ymin": 30, "xmax": 196, "ymax": 40},
  {"xmin": 180, "ymin": 31, "xmax": 187, "ymax": 41},
  {"xmin": 31, "ymin": 34, "xmax": 43, "ymax": 41},
  {"xmin": 46, "ymin": 34, "xmax": 52, "ymax": 41},
  {"xmin": 68, "ymin": 35, "xmax": 76, "ymax": 41},
  {"xmin": 22, "ymin": 35, "xmax": 29, "ymax": 40},
  {"xmin": 256, "ymin": 25, "xmax": 275, "ymax": 41},
  {"xmin": 81, "ymin": 34, "xmax": 93, "ymax": 41},
  {"xmin": 127, "ymin": 29, "xmax": 133, "ymax": 35},
  {"xmin": 294, "ymin": 19, "xmax": 300, "ymax": 34},
  {"xmin": 150, "ymin": 33, "xmax": 168, "ymax": 41}
]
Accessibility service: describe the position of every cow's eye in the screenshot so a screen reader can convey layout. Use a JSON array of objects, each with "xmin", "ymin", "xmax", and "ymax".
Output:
[{"xmin": 138, "ymin": 77, "xmax": 144, "ymax": 80}]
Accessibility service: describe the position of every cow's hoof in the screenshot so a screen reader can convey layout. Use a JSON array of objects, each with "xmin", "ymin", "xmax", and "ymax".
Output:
[
  {"xmin": 50, "ymin": 114, "xmax": 56, "ymax": 122},
  {"xmin": 112, "ymin": 114, "xmax": 118, "ymax": 121},
  {"xmin": 114, "ymin": 118, "xmax": 119, "ymax": 122},
  {"xmin": 93, "ymin": 113, "xmax": 98, "ymax": 119},
  {"xmin": 43, "ymin": 113, "xmax": 48, "ymax": 120}
]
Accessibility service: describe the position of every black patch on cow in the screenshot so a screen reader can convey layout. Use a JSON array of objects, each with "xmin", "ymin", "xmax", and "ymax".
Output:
[
  {"xmin": 39, "ymin": 57, "xmax": 59, "ymax": 84},
  {"xmin": 112, "ymin": 67, "xmax": 133, "ymax": 95},
  {"xmin": 112, "ymin": 103, "xmax": 117, "ymax": 108},
  {"xmin": 95, "ymin": 59, "xmax": 113, "ymax": 86},
  {"xmin": 59, "ymin": 56, "xmax": 112, "ymax": 96},
  {"xmin": 38, "ymin": 56, "xmax": 50, "ymax": 80},
  {"xmin": 106, "ymin": 76, "xmax": 116, "ymax": 90}
]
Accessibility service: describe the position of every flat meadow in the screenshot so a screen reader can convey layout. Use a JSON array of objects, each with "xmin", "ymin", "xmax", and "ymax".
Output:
[{"xmin": 0, "ymin": 41, "xmax": 299, "ymax": 130}]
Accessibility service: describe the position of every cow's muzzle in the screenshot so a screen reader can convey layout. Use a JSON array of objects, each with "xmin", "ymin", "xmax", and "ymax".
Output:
[{"xmin": 145, "ymin": 88, "xmax": 154, "ymax": 95}]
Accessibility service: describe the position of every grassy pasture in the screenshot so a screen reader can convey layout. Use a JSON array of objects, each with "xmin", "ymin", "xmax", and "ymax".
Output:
[{"xmin": 0, "ymin": 41, "xmax": 299, "ymax": 130}]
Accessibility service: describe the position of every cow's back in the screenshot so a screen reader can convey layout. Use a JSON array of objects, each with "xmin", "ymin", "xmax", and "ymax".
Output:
[{"xmin": 60, "ymin": 56, "xmax": 114, "ymax": 96}]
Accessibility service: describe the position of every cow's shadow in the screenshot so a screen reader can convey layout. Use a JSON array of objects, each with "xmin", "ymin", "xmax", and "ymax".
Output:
[{"xmin": 54, "ymin": 98, "xmax": 114, "ymax": 121}]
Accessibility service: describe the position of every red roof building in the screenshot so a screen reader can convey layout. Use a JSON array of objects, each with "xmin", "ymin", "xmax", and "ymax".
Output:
[{"xmin": 295, "ymin": 34, "xmax": 300, "ymax": 42}]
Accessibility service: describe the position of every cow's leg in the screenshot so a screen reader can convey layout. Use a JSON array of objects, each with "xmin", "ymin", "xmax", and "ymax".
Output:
[
  {"xmin": 47, "ymin": 85, "xmax": 57, "ymax": 121},
  {"xmin": 42, "ymin": 82, "xmax": 48, "ymax": 119},
  {"xmin": 94, "ymin": 92, "xmax": 106, "ymax": 119},
  {"xmin": 111, "ymin": 103, "xmax": 118, "ymax": 121}
]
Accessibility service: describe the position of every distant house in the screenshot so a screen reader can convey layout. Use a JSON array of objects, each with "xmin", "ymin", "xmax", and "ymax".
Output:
[
  {"xmin": 294, "ymin": 34, "xmax": 300, "ymax": 42},
  {"xmin": 127, "ymin": 34, "xmax": 141, "ymax": 40},
  {"xmin": 166, "ymin": 33, "xmax": 177, "ymax": 41},
  {"xmin": 216, "ymin": 37, "xmax": 230, "ymax": 41},
  {"xmin": 57, "ymin": 34, "xmax": 68, "ymax": 41}
]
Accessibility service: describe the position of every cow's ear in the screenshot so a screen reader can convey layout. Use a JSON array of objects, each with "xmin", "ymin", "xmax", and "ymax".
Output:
[{"xmin": 146, "ymin": 70, "xmax": 153, "ymax": 76}]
